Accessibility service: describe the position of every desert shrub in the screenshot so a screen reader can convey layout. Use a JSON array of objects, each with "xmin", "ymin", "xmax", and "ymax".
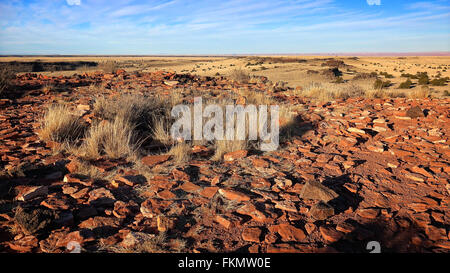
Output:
[
  {"xmin": 430, "ymin": 77, "xmax": 448, "ymax": 86},
  {"xmin": 373, "ymin": 79, "xmax": 391, "ymax": 89},
  {"xmin": 40, "ymin": 104, "xmax": 86, "ymax": 143},
  {"xmin": 229, "ymin": 69, "xmax": 250, "ymax": 83},
  {"xmin": 334, "ymin": 77, "xmax": 344, "ymax": 83},
  {"xmin": 353, "ymin": 72, "xmax": 377, "ymax": 80},
  {"xmin": 0, "ymin": 68, "xmax": 15, "ymax": 96},
  {"xmin": 418, "ymin": 73, "xmax": 430, "ymax": 85},
  {"xmin": 99, "ymin": 60, "xmax": 119, "ymax": 73},
  {"xmin": 322, "ymin": 67, "xmax": 342, "ymax": 78},
  {"xmin": 399, "ymin": 79, "xmax": 413, "ymax": 89},
  {"xmin": 401, "ymin": 73, "xmax": 418, "ymax": 79},
  {"xmin": 321, "ymin": 59, "xmax": 345, "ymax": 67},
  {"xmin": 380, "ymin": 72, "xmax": 394, "ymax": 79}
]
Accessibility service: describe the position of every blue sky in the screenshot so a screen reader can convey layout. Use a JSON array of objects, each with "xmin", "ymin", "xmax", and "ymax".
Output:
[{"xmin": 0, "ymin": 0, "xmax": 449, "ymax": 54}]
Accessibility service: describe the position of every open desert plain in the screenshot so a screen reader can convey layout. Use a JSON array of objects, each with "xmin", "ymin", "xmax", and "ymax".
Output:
[{"xmin": 0, "ymin": 55, "xmax": 449, "ymax": 253}]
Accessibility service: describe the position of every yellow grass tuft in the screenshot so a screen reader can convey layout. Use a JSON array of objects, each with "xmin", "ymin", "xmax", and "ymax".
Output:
[
  {"xmin": 168, "ymin": 142, "xmax": 191, "ymax": 164},
  {"xmin": 408, "ymin": 86, "xmax": 430, "ymax": 99},
  {"xmin": 81, "ymin": 117, "xmax": 137, "ymax": 160},
  {"xmin": 39, "ymin": 104, "xmax": 85, "ymax": 143}
]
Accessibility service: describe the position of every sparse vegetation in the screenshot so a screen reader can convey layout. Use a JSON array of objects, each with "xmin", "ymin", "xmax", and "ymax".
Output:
[
  {"xmin": 299, "ymin": 82, "xmax": 366, "ymax": 101},
  {"xmin": 417, "ymin": 72, "xmax": 430, "ymax": 85},
  {"xmin": 408, "ymin": 86, "xmax": 430, "ymax": 99},
  {"xmin": 379, "ymin": 71, "xmax": 394, "ymax": 78},
  {"xmin": 353, "ymin": 72, "xmax": 377, "ymax": 80},
  {"xmin": 168, "ymin": 142, "xmax": 191, "ymax": 164},
  {"xmin": 99, "ymin": 60, "xmax": 119, "ymax": 73},
  {"xmin": 430, "ymin": 77, "xmax": 449, "ymax": 86},
  {"xmin": 0, "ymin": 68, "xmax": 15, "ymax": 96},
  {"xmin": 80, "ymin": 117, "xmax": 138, "ymax": 159},
  {"xmin": 229, "ymin": 68, "xmax": 250, "ymax": 83},
  {"xmin": 39, "ymin": 104, "xmax": 86, "ymax": 143},
  {"xmin": 399, "ymin": 79, "xmax": 413, "ymax": 89},
  {"xmin": 373, "ymin": 79, "xmax": 391, "ymax": 89}
]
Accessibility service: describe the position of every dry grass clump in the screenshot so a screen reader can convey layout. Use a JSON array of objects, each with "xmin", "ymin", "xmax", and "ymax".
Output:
[
  {"xmin": 298, "ymin": 82, "xmax": 366, "ymax": 102},
  {"xmin": 0, "ymin": 68, "xmax": 15, "ymax": 96},
  {"xmin": 93, "ymin": 94, "xmax": 172, "ymax": 140},
  {"xmin": 168, "ymin": 142, "xmax": 191, "ymax": 164},
  {"xmin": 240, "ymin": 90, "xmax": 276, "ymax": 105},
  {"xmin": 80, "ymin": 117, "xmax": 138, "ymax": 159},
  {"xmin": 151, "ymin": 116, "xmax": 173, "ymax": 145},
  {"xmin": 211, "ymin": 140, "xmax": 247, "ymax": 161},
  {"xmin": 40, "ymin": 104, "xmax": 86, "ymax": 143},
  {"xmin": 99, "ymin": 60, "xmax": 119, "ymax": 73},
  {"xmin": 49, "ymin": 94, "xmax": 178, "ymax": 162},
  {"xmin": 229, "ymin": 68, "xmax": 250, "ymax": 83},
  {"xmin": 408, "ymin": 86, "xmax": 430, "ymax": 99}
]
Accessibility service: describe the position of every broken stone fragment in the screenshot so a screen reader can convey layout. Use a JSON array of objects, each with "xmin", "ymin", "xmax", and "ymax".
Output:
[
  {"xmin": 406, "ymin": 106, "xmax": 425, "ymax": 119},
  {"xmin": 16, "ymin": 185, "xmax": 48, "ymax": 201},
  {"xmin": 223, "ymin": 150, "xmax": 248, "ymax": 161},
  {"xmin": 300, "ymin": 181, "xmax": 338, "ymax": 203},
  {"xmin": 88, "ymin": 188, "xmax": 116, "ymax": 206},
  {"xmin": 141, "ymin": 154, "xmax": 171, "ymax": 167},
  {"xmin": 310, "ymin": 201, "xmax": 335, "ymax": 221}
]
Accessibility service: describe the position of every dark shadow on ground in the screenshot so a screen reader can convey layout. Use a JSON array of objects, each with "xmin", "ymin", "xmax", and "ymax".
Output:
[{"xmin": 329, "ymin": 216, "xmax": 441, "ymax": 253}]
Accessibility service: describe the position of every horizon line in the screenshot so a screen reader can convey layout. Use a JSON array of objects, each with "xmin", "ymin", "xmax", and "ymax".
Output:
[{"xmin": 1, "ymin": 52, "xmax": 450, "ymax": 58}]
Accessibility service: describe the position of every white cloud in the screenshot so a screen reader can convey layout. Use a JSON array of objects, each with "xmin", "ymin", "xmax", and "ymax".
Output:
[
  {"xmin": 67, "ymin": 0, "xmax": 81, "ymax": 6},
  {"xmin": 367, "ymin": 0, "xmax": 381, "ymax": 5}
]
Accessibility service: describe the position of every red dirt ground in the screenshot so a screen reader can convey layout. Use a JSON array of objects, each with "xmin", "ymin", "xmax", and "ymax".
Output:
[{"xmin": 0, "ymin": 70, "xmax": 449, "ymax": 253}]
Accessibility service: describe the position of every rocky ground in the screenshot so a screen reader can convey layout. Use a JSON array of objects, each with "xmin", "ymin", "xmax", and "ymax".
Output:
[{"xmin": 0, "ymin": 69, "xmax": 449, "ymax": 253}]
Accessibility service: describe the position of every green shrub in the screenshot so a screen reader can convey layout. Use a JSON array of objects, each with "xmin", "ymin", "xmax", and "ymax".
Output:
[
  {"xmin": 430, "ymin": 77, "xmax": 448, "ymax": 86},
  {"xmin": 373, "ymin": 79, "xmax": 391, "ymax": 89},
  {"xmin": 399, "ymin": 79, "xmax": 413, "ymax": 89},
  {"xmin": 401, "ymin": 73, "xmax": 416, "ymax": 79},
  {"xmin": 380, "ymin": 72, "xmax": 394, "ymax": 79},
  {"xmin": 417, "ymin": 72, "xmax": 430, "ymax": 85},
  {"xmin": 334, "ymin": 76, "xmax": 344, "ymax": 83}
]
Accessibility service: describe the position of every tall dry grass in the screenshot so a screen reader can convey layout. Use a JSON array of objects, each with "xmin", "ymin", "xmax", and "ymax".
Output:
[
  {"xmin": 39, "ymin": 104, "xmax": 86, "ymax": 143},
  {"xmin": 80, "ymin": 117, "xmax": 138, "ymax": 159}
]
